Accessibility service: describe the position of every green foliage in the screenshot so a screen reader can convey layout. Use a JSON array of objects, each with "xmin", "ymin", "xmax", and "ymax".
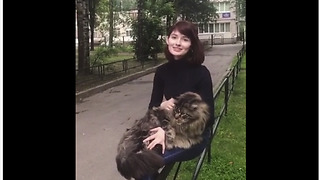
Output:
[
  {"xmin": 132, "ymin": 17, "xmax": 165, "ymax": 59},
  {"xmin": 231, "ymin": 0, "xmax": 246, "ymax": 19},
  {"xmin": 90, "ymin": 46, "xmax": 119, "ymax": 65},
  {"xmin": 132, "ymin": 0, "xmax": 174, "ymax": 59},
  {"xmin": 145, "ymin": 0, "xmax": 175, "ymax": 17},
  {"xmin": 96, "ymin": 0, "xmax": 109, "ymax": 23},
  {"xmin": 113, "ymin": 43, "xmax": 134, "ymax": 53},
  {"xmin": 174, "ymin": 0, "xmax": 219, "ymax": 23},
  {"xmin": 95, "ymin": 0, "xmax": 110, "ymax": 35},
  {"xmin": 117, "ymin": 0, "xmax": 137, "ymax": 11},
  {"xmin": 96, "ymin": 0, "xmax": 132, "ymax": 38},
  {"xmin": 154, "ymin": 1, "xmax": 175, "ymax": 16},
  {"xmin": 238, "ymin": 0, "xmax": 246, "ymax": 18}
]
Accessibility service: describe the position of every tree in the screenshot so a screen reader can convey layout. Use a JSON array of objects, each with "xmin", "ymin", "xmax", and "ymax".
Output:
[
  {"xmin": 135, "ymin": 0, "xmax": 144, "ymax": 59},
  {"xmin": 88, "ymin": 0, "xmax": 99, "ymax": 51},
  {"xmin": 232, "ymin": 0, "xmax": 246, "ymax": 20},
  {"xmin": 109, "ymin": 0, "xmax": 114, "ymax": 47},
  {"xmin": 77, "ymin": 0, "xmax": 91, "ymax": 75},
  {"xmin": 173, "ymin": 0, "xmax": 219, "ymax": 23},
  {"xmin": 120, "ymin": 0, "xmax": 137, "ymax": 11},
  {"xmin": 132, "ymin": 0, "xmax": 218, "ymax": 60},
  {"xmin": 95, "ymin": 0, "xmax": 129, "ymax": 47},
  {"xmin": 95, "ymin": 0, "xmax": 109, "ymax": 46},
  {"xmin": 132, "ymin": 0, "xmax": 175, "ymax": 59},
  {"xmin": 232, "ymin": 0, "xmax": 246, "ymax": 39},
  {"xmin": 236, "ymin": 0, "xmax": 246, "ymax": 19}
]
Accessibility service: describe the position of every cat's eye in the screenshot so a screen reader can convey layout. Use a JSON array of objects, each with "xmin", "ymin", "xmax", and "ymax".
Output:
[{"xmin": 181, "ymin": 113, "xmax": 191, "ymax": 118}]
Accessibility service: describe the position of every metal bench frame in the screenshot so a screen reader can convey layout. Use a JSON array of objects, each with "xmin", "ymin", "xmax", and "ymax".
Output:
[{"xmin": 156, "ymin": 116, "xmax": 221, "ymax": 180}]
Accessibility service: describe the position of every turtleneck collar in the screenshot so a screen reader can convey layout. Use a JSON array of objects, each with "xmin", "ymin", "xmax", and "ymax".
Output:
[{"xmin": 169, "ymin": 56, "xmax": 190, "ymax": 65}]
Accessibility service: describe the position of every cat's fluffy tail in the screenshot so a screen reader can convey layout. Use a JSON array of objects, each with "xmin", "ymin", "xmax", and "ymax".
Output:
[{"xmin": 116, "ymin": 149, "xmax": 164, "ymax": 179}]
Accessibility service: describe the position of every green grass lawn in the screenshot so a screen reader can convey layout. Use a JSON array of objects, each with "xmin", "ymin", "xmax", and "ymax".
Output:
[
  {"xmin": 166, "ymin": 53, "xmax": 246, "ymax": 180},
  {"xmin": 76, "ymin": 48, "xmax": 134, "ymax": 66},
  {"xmin": 76, "ymin": 47, "xmax": 165, "ymax": 67}
]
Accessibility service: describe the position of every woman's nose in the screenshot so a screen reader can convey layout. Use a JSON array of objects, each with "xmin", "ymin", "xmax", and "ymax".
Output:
[{"xmin": 175, "ymin": 39, "xmax": 181, "ymax": 45}]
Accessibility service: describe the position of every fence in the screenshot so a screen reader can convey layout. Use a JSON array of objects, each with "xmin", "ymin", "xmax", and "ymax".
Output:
[
  {"xmin": 76, "ymin": 54, "xmax": 163, "ymax": 92},
  {"xmin": 156, "ymin": 44, "xmax": 246, "ymax": 180},
  {"xmin": 199, "ymin": 33, "xmax": 246, "ymax": 46},
  {"xmin": 76, "ymin": 41, "xmax": 212, "ymax": 93},
  {"xmin": 199, "ymin": 34, "xmax": 238, "ymax": 45}
]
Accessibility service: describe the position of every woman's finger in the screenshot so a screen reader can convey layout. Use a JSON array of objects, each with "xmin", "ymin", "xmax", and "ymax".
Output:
[
  {"xmin": 149, "ymin": 127, "xmax": 161, "ymax": 132},
  {"xmin": 143, "ymin": 134, "xmax": 155, "ymax": 142},
  {"xmin": 161, "ymin": 142, "xmax": 165, "ymax": 154},
  {"xmin": 147, "ymin": 140, "xmax": 157, "ymax": 149}
]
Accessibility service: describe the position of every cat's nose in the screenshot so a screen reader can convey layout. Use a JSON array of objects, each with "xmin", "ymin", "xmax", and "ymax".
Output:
[{"xmin": 174, "ymin": 113, "xmax": 180, "ymax": 118}]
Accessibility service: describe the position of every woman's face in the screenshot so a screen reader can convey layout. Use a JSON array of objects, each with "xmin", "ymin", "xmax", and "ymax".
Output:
[{"xmin": 166, "ymin": 30, "xmax": 191, "ymax": 60}]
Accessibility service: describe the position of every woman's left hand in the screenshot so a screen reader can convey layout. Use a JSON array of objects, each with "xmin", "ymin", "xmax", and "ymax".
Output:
[{"xmin": 143, "ymin": 127, "xmax": 166, "ymax": 154}]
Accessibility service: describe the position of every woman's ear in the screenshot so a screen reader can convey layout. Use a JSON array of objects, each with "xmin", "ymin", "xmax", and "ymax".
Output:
[{"xmin": 165, "ymin": 36, "xmax": 169, "ymax": 45}]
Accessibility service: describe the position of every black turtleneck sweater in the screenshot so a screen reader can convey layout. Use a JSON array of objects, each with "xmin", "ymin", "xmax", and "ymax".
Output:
[{"xmin": 148, "ymin": 58, "xmax": 215, "ymax": 129}]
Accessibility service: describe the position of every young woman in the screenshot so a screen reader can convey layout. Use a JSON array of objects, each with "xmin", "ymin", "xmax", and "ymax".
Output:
[{"xmin": 141, "ymin": 20, "xmax": 215, "ymax": 180}]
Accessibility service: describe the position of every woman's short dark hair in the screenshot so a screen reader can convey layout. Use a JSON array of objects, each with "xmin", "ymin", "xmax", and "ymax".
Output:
[{"xmin": 164, "ymin": 20, "xmax": 205, "ymax": 65}]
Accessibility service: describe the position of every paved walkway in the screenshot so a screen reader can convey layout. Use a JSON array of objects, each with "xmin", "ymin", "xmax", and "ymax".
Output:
[{"xmin": 76, "ymin": 43, "xmax": 244, "ymax": 180}]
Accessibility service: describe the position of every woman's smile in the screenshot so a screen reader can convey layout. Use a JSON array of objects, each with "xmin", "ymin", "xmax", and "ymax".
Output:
[
  {"xmin": 166, "ymin": 30, "xmax": 191, "ymax": 60},
  {"xmin": 172, "ymin": 47, "xmax": 182, "ymax": 52}
]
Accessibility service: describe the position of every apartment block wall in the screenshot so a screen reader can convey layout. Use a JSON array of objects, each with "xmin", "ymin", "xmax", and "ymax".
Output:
[
  {"xmin": 198, "ymin": 0, "xmax": 238, "ymax": 44},
  {"xmin": 76, "ymin": 0, "xmax": 241, "ymax": 45}
]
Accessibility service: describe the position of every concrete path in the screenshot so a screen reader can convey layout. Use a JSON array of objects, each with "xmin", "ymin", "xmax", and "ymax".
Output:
[{"xmin": 76, "ymin": 43, "xmax": 244, "ymax": 180}]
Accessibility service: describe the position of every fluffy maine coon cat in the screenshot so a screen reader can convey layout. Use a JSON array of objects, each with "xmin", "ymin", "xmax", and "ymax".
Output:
[{"xmin": 115, "ymin": 92, "xmax": 210, "ymax": 179}]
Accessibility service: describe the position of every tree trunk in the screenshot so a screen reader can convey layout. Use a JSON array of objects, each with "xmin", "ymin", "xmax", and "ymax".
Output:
[
  {"xmin": 109, "ymin": 0, "xmax": 114, "ymax": 47},
  {"xmin": 136, "ymin": 0, "xmax": 143, "ymax": 60},
  {"xmin": 77, "ymin": 0, "xmax": 91, "ymax": 75},
  {"xmin": 166, "ymin": 15, "xmax": 172, "ymax": 34},
  {"xmin": 89, "ymin": 0, "xmax": 95, "ymax": 51}
]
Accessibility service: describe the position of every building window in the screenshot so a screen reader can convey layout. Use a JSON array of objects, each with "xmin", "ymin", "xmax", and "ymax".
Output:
[
  {"xmin": 215, "ymin": 23, "xmax": 220, "ymax": 32},
  {"xmin": 203, "ymin": 24, "xmax": 208, "ymax": 33},
  {"xmin": 214, "ymin": 2, "xmax": 230, "ymax": 12},
  {"xmin": 220, "ymin": 24, "xmax": 224, "ymax": 32},
  {"xmin": 114, "ymin": 28, "xmax": 120, "ymax": 37},
  {"xmin": 224, "ymin": 2, "xmax": 230, "ymax": 11},
  {"xmin": 209, "ymin": 24, "xmax": 214, "ymax": 33},
  {"xmin": 198, "ymin": 23, "xmax": 204, "ymax": 33},
  {"xmin": 126, "ymin": 29, "xmax": 133, "ymax": 36},
  {"xmin": 225, "ymin": 23, "xmax": 230, "ymax": 32},
  {"xmin": 198, "ymin": 22, "xmax": 231, "ymax": 33}
]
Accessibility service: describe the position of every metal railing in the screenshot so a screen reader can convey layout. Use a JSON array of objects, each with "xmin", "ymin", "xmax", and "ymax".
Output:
[
  {"xmin": 76, "ymin": 55, "xmax": 159, "ymax": 81},
  {"xmin": 157, "ymin": 44, "xmax": 246, "ymax": 180},
  {"xmin": 76, "ymin": 41, "xmax": 212, "ymax": 93}
]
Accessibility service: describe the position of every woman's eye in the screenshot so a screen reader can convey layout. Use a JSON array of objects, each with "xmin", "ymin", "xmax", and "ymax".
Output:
[{"xmin": 183, "ymin": 38, "xmax": 190, "ymax": 42}]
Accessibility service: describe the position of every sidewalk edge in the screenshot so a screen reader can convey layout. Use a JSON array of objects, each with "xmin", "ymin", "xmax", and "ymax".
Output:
[{"xmin": 76, "ymin": 64, "xmax": 163, "ymax": 103}]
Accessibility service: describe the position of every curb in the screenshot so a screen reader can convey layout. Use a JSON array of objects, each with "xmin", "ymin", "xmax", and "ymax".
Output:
[
  {"xmin": 76, "ymin": 46, "xmax": 213, "ymax": 103},
  {"xmin": 76, "ymin": 64, "xmax": 163, "ymax": 103}
]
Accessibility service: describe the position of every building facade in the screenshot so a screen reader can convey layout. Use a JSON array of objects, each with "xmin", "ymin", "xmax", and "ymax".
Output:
[
  {"xmin": 76, "ymin": 0, "xmax": 241, "ymax": 46},
  {"xmin": 197, "ymin": 0, "xmax": 238, "ymax": 44}
]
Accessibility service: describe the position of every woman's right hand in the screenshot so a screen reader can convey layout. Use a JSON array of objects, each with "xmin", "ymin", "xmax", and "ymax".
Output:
[
  {"xmin": 143, "ymin": 127, "xmax": 166, "ymax": 154},
  {"xmin": 160, "ymin": 98, "xmax": 175, "ymax": 111}
]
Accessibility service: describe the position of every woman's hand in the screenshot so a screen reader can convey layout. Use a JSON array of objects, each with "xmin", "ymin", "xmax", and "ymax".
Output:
[
  {"xmin": 143, "ymin": 127, "xmax": 166, "ymax": 154},
  {"xmin": 160, "ymin": 98, "xmax": 175, "ymax": 111}
]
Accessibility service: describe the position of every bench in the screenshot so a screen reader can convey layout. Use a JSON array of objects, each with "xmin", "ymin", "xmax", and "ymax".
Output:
[{"xmin": 156, "ymin": 116, "xmax": 221, "ymax": 180}]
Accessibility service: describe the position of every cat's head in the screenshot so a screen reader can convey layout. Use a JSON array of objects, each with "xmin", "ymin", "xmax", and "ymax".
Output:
[{"xmin": 172, "ymin": 92, "xmax": 209, "ymax": 125}]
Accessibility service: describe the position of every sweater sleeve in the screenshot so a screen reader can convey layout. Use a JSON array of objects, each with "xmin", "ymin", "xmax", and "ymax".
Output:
[
  {"xmin": 197, "ymin": 66, "xmax": 215, "ymax": 129},
  {"xmin": 148, "ymin": 67, "xmax": 165, "ymax": 109}
]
